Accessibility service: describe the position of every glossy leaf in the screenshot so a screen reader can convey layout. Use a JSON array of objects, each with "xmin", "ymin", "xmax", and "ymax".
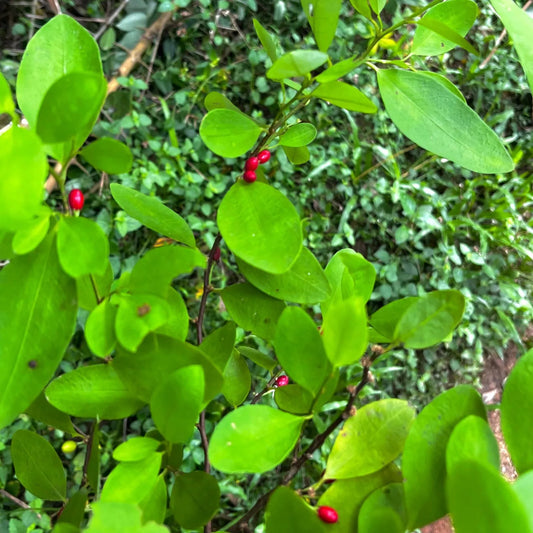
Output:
[
  {"xmin": 0, "ymin": 126, "xmax": 48, "ymax": 231},
  {"xmin": 80, "ymin": 137, "xmax": 133, "ymax": 174},
  {"xmin": 274, "ymin": 384, "xmax": 314, "ymax": 415},
  {"xmin": 403, "ymin": 385, "xmax": 486, "ymax": 529},
  {"xmin": 412, "ymin": 0, "xmax": 479, "ymax": 56},
  {"xmin": 0, "ymin": 232, "xmax": 76, "ymax": 429},
  {"xmin": 253, "ymin": 19, "xmax": 278, "ymax": 62},
  {"xmin": 278, "ymin": 122, "xmax": 317, "ymax": 147},
  {"xmin": 301, "ymin": 0, "xmax": 342, "ymax": 52},
  {"xmin": 170, "ymin": 471, "xmax": 220, "ymax": 529},
  {"xmin": 57, "ymin": 216, "xmax": 109, "ymax": 278},
  {"xmin": 218, "ymin": 181, "xmax": 302, "ymax": 274},
  {"xmin": 318, "ymin": 464, "xmax": 403, "ymax": 533},
  {"xmin": 501, "ymin": 348, "xmax": 533, "ymax": 473},
  {"xmin": 113, "ymin": 437, "xmax": 161, "ymax": 462},
  {"xmin": 110, "ymin": 183, "xmax": 195, "ymax": 247},
  {"xmin": 85, "ymin": 298, "xmax": 117, "ymax": 358},
  {"xmin": 377, "ymin": 69, "xmax": 514, "ymax": 173},
  {"xmin": 237, "ymin": 247, "xmax": 331, "ymax": 304},
  {"xmin": 446, "ymin": 415, "xmax": 500, "ymax": 473},
  {"xmin": 200, "ymin": 322, "xmax": 237, "ymax": 371},
  {"xmin": 36, "ymin": 72, "xmax": 106, "ymax": 144},
  {"xmin": 358, "ymin": 483, "xmax": 406, "ymax": 533},
  {"xmin": 322, "ymin": 296, "xmax": 368, "ymax": 366},
  {"xmin": 154, "ymin": 288, "xmax": 189, "ymax": 341},
  {"xmin": 25, "ymin": 391, "xmax": 77, "ymax": 436},
  {"xmin": 46, "ymin": 364, "xmax": 145, "ymax": 419},
  {"xmin": 204, "ymin": 91, "xmax": 241, "ymax": 112},
  {"xmin": 312, "ymin": 81, "xmax": 377, "ymax": 113},
  {"xmin": 12, "ymin": 430, "xmax": 66, "ymax": 501},
  {"xmin": 209, "ymin": 405, "xmax": 305, "ymax": 473},
  {"xmin": 368, "ymin": 297, "xmax": 417, "ymax": 341},
  {"xmin": 448, "ymin": 461, "xmax": 531, "ymax": 533},
  {"xmin": 267, "ymin": 50, "xmax": 329, "ymax": 80},
  {"xmin": 101, "ymin": 452, "xmax": 162, "ymax": 505},
  {"xmin": 199, "ymin": 108, "xmax": 262, "ymax": 157},
  {"xmin": 326, "ymin": 400, "xmax": 415, "ymax": 478},
  {"xmin": 221, "ymin": 282, "xmax": 285, "ymax": 340},
  {"xmin": 266, "ymin": 486, "xmax": 326, "ymax": 533},
  {"xmin": 114, "ymin": 334, "xmax": 223, "ymax": 404},
  {"xmin": 151, "ymin": 365, "xmax": 204, "ymax": 443},
  {"xmin": 274, "ymin": 306, "xmax": 331, "ymax": 395},
  {"xmin": 490, "ymin": 0, "xmax": 533, "ymax": 92},
  {"xmin": 282, "ymin": 145, "xmax": 310, "ymax": 164},
  {"xmin": 12, "ymin": 209, "xmax": 51, "ymax": 255},
  {"xmin": 16, "ymin": 14, "xmax": 103, "ymax": 128},
  {"xmin": 222, "ymin": 350, "xmax": 251, "ymax": 407}
]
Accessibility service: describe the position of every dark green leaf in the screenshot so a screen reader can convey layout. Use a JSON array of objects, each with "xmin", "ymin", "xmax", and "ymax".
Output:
[
  {"xmin": 267, "ymin": 50, "xmax": 329, "ymax": 80},
  {"xmin": 358, "ymin": 483, "xmax": 406, "ymax": 533},
  {"xmin": 25, "ymin": 391, "xmax": 77, "ymax": 436},
  {"xmin": 200, "ymin": 322, "xmax": 237, "ymax": 371},
  {"xmin": 238, "ymin": 346, "xmax": 277, "ymax": 372},
  {"xmin": 274, "ymin": 384, "xmax": 314, "ymax": 415},
  {"xmin": 80, "ymin": 137, "xmax": 133, "ymax": 174},
  {"xmin": 57, "ymin": 489, "xmax": 88, "ymax": 527},
  {"xmin": 222, "ymin": 351, "xmax": 251, "ymax": 407}
]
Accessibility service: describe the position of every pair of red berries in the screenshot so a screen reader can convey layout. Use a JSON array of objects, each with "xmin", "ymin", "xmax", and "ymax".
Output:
[
  {"xmin": 243, "ymin": 150, "xmax": 271, "ymax": 183},
  {"xmin": 68, "ymin": 189, "xmax": 84, "ymax": 211}
]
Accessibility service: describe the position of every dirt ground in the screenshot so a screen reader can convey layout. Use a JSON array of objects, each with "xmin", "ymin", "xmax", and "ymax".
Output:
[{"xmin": 420, "ymin": 336, "xmax": 527, "ymax": 533}]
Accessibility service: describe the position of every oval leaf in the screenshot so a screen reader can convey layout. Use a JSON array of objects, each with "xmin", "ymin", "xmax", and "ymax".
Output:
[
  {"xmin": 279, "ymin": 122, "xmax": 317, "ymax": 147},
  {"xmin": 267, "ymin": 50, "xmax": 328, "ymax": 80},
  {"xmin": 221, "ymin": 350, "xmax": 251, "ymax": 407},
  {"xmin": 85, "ymin": 298, "xmax": 117, "ymax": 358},
  {"xmin": 113, "ymin": 437, "xmax": 161, "ymax": 462},
  {"xmin": 80, "ymin": 137, "xmax": 133, "ymax": 174}
]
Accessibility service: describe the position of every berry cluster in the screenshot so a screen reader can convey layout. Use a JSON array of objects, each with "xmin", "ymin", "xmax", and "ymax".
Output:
[{"xmin": 243, "ymin": 150, "xmax": 271, "ymax": 183}]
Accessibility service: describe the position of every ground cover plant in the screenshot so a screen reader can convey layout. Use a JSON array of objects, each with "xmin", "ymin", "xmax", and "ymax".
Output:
[{"xmin": 0, "ymin": 1, "xmax": 532, "ymax": 532}]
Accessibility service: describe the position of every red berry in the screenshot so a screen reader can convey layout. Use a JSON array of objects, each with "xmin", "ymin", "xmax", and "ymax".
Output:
[
  {"xmin": 317, "ymin": 506, "xmax": 338, "ymax": 524},
  {"xmin": 213, "ymin": 247, "xmax": 221, "ymax": 261},
  {"xmin": 257, "ymin": 150, "xmax": 271, "ymax": 164},
  {"xmin": 276, "ymin": 375, "xmax": 289, "ymax": 387},
  {"xmin": 68, "ymin": 189, "xmax": 84, "ymax": 211},
  {"xmin": 245, "ymin": 156, "xmax": 259, "ymax": 171},
  {"xmin": 243, "ymin": 170, "xmax": 257, "ymax": 183}
]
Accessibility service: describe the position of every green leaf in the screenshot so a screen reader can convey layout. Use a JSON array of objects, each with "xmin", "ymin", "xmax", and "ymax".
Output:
[
  {"xmin": 501, "ymin": 348, "xmax": 533, "ymax": 473},
  {"xmin": 417, "ymin": 71, "xmax": 466, "ymax": 102},
  {"xmin": 36, "ymin": 72, "xmax": 107, "ymax": 144},
  {"xmin": 446, "ymin": 415, "xmax": 500, "ymax": 473},
  {"xmin": 25, "ymin": 391, "xmax": 77, "ymax": 436},
  {"xmin": 403, "ymin": 385, "xmax": 486, "ymax": 529},
  {"xmin": 282, "ymin": 145, "xmax": 311, "ymax": 164},
  {"xmin": 153, "ymin": 288, "xmax": 189, "ymax": 341},
  {"xmin": 377, "ymin": 69, "xmax": 514, "ymax": 173},
  {"xmin": 322, "ymin": 296, "xmax": 368, "ymax": 366},
  {"xmin": 12, "ymin": 208, "xmax": 51, "ymax": 256},
  {"xmin": 253, "ymin": 19, "xmax": 278, "ymax": 62},
  {"xmin": 11, "ymin": 430, "xmax": 66, "ymax": 501},
  {"xmin": 57, "ymin": 216, "xmax": 109, "ymax": 278},
  {"xmin": 114, "ymin": 334, "xmax": 223, "ymax": 404},
  {"xmin": 0, "ymin": 232, "xmax": 76, "ymax": 429},
  {"xmin": 129, "ymin": 245, "xmax": 205, "ymax": 297},
  {"xmin": 218, "ymin": 181, "xmax": 302, "ymax": 274},
  {"xmin": 315, "ymin": 57, "xmax": 358, "ymax": 84},
  {"xmin": 448, "ymin": 461, "xmax": 531, "ymax": 533},
  {"xmin": 139, "ymin": 474, "xmax": 167, "ymax": 524},
  {"xmin": 170, "ymin": 471, "xmax": 220, "ymax": 529},
  {"xmin": 86, "ymin": 502, "xmax": 142, "ymax": 533},
  {"xmin": 326, "ymin": 400, "xmax": 415, "ymax": 479},
  {"xmin": 204, "ymin": 91, "xmax": 241, "ymax": 112},
  {"xmin": 221, "ymin": 282, "xmax": 286, "ymax": 340},
  {"xmin": 16, "ymin": 14, "xmax": 103, "ymax": 129},
  {"xmin": 416, "ymin": 17, "xmax": 479, "ymax": 56},
  {"xmin": 238, "ymin": 346, "xmax": 277, "ymax": 372},
  {"xmin": 200, "ymin": 322, "xmax": 237, "ymax": 371},
  {"xmin": 368, "ymin": 297, "xmax": 417, "ymax": 341},
  {"xmin": 312, "ymin": 81, "xmax": 377, "ymax": 113},
  {"xmin": 349, "ymin": 0, "xmax": 372, "ymax": 19},
  {"xmin": 358, "ymin": 483, "xmax": 406, "ymax": 533},
  {"xmin": 114, "ymin": 437, "xmax": 161, "ymax": 462},
  {"xmin": 209, "ymin": 405, "xmax": 305, "ymax": 473},
  {"xmin": 279, "ymin": 122, "xmax": 317, "ymax": 147},
  {"xmin": 57, "ymin": 489, "xmax": 88, "ymax": 527},
  {"xmin": 318, "ymin": 464, "xmax": 403, "ymax": 533},
  {"xmin": 85, "ymin": 298, "xmax": 118, "ymax": 358},
  {"xmin": 267, "ymin": 50, "xmax": 329, "ymax": 80},
  {"xmin": 80, "ymin": 137, "xmax": 133, "ymax": 174},
  {"xmin": 301, "ymin": 0, "xmax": 342, "ymax": 52},
  {"xmin": 394, "ymin": 290, "xmax": 465, "ymax": 348},
  {"xmin": 110, "ymin": 184, "xmax": 195, "ymax": 247},
  {"xmin": 274, "ymin": 384, "xmax": 314, "ymax": 415},
  {"xmin": 490, "ymin": 0, "xmax": 533, "ymax": 92},
  {"xmin": 101, "ymin": 452, "xmax": 162, "ymax": 505},
  {"xmin": 46, "ymin": 364, "xmax": 145, "ymax": 419},
  {"xmin": 222, "ymin": 351, "xmax": 251, "ymax": 407},
  {"xmin": 513, "ymin": 470, "xmax": 533, "ymax": 532},
  {"xmin": 87, "ymin": 425, "xmax": 100, "ymax": 492},
  {"xmin": 274, "ymin": 306, "xmax": 331, "ymax": 395},
  {"xmin": 76, "ymin": 261, "xmax": 113, "ymax": 311},
  {"xmin": 114, "ymin": 293, "xmax": 170, "ymax": 352},
  {"xmin": 199, "ymin": 109, "xmax": 262, "ymax": 158},
  {"xmin": 369, "ymin": 0, "xmax": 388, "ymax": 14},
  {"xmin": 266, "ymin": 486, "xmax": 326, "ymax": 533},
  {"xmin": 0, "ymin": 72, "xmax": 15, "ymax": 118},
  {"xmin": 151, "ymin": 365, "xmax": 204, "ymax": 443},
  {"xmin": 237, "ymin": 247, "xmax": 331, "ymax": 304},
  {"xmin": 412, "ymin": 0, "xmax": 479, "ymax": 55},
  {"xmin": 0, "ymin": 127, "xmax": 48, "ymax": 231}
]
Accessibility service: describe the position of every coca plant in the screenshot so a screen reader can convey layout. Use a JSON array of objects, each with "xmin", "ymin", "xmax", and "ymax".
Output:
[{"xmin": 0, "ymin": 1, "xmax": 532, "ymax": 532}]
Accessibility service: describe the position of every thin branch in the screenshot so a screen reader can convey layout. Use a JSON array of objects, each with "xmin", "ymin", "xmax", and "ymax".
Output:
[
  {"xmin": 94, "ymin": 0, "xmax": 130, "ymax": 40},
  {"xmin": 0, "ymin": 488, "xmax": 42, "ymax": 519}
]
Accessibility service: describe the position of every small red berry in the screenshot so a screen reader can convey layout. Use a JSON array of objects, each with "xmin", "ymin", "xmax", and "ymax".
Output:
[
  {"xmin": 68, "ymin": 189, "xmax": 84, "ymax": 211},
  {"xmin": 317, "ymin": 506, "xmax": 338, "ymax": 524},
  {"xmin": 276, "ymin": 375, "xmax": 289, "ymax": 387},
  {"xmin": 257, "ymin": 150, "xmax": 271, "ymax": 164},
  {"xmin": 213, "ymin": 247, "xmax": 221, "ymax": 261},
  {"xmin": 243, "ymin": 170, "xmax": 257, "ymax": 183},
  {"xmin": 245, "ymin": 156, "xmax": 259, "ymax": 171}
]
